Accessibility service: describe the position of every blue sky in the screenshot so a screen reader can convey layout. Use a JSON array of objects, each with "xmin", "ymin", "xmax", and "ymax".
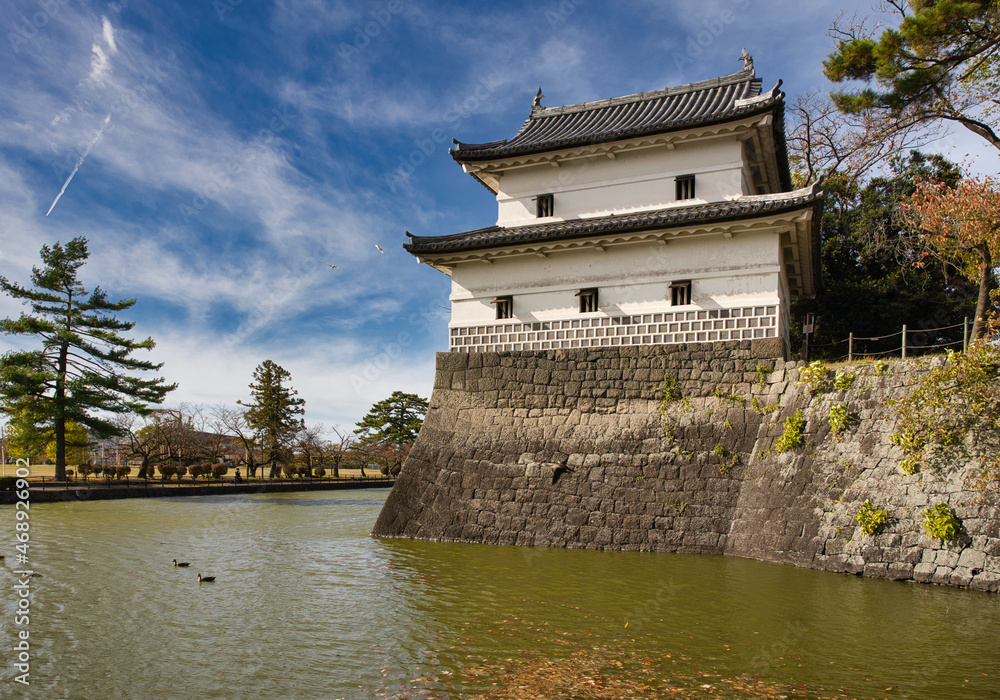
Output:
[{"xmin": 1, "ymin": 0, "xmax": 996, "ymax": 432}]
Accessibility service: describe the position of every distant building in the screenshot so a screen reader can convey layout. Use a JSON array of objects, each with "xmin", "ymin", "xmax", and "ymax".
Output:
[{"xmin": 404, "ymin": 55, "xmax": 822, "ymax": 357}]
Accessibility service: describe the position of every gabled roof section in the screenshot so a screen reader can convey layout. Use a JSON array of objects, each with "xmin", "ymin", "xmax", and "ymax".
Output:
[{"xmin": 451, "ymin": 65, "xmax": 780, "ymax": 163}]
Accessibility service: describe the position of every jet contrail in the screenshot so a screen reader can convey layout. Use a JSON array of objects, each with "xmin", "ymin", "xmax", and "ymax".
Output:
[{"xmin": 46, "ymin": 112, "xmax": 112, "ymax": 217}]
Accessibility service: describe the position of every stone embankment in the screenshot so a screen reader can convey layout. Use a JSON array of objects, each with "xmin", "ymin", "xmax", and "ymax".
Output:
[{"xmin": 373, "ymin": 341, "xmax": 1000, "ymax": 593}]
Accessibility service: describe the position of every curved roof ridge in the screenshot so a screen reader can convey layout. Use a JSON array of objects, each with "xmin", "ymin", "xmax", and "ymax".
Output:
[
  {"xmin": 530, "ymin": 66, "xmax": 758, "ymax": 119},
  {"xmin": 450, "ymin": 65, "xmax": 776, "ymax": 162}
]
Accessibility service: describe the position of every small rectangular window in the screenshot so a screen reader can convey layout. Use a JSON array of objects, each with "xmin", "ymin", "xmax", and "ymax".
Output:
[
  {"xmin": 535, "ymin": 193, "xmax": 554, "ymax": 217},
  {"xmin": 492, "ymin": 295, "xmax": 513, "ymax": 320},
  {"xmin": 670, "ymin": 281, "xmax": 691, "ymax": 306},
  {"xmin": 675, "ymin": 175, "xmax": 695, "ymax": 201},
  {"xmin": 576, "ymin": 287, "xmax": 598, "ymax": 313}
]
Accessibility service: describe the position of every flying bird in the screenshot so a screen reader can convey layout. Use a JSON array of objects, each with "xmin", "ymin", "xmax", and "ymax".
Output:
[
  {"xmin": 374, "ymin": 244, "xmax": 384, "ymax": 253},
  {"xmin": 327, "ymin": 264, "xmax": 338, "ymax": 269}
]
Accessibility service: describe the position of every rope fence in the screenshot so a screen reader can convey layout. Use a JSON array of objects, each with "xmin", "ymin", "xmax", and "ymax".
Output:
[{"xmin": 806, "ymin": 317, "xmax": 971, "ymax": 363}]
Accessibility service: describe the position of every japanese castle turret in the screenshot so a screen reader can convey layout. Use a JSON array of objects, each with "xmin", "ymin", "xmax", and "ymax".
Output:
[{"xmin": 404, "ymin": 55, "xmax": 822, "ymax": 357}]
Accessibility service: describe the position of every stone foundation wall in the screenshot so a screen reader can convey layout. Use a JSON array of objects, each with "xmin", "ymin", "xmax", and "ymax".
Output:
[{"xmin": 372, "ymin": 341, "xmax": 1000, "ymax": 592}]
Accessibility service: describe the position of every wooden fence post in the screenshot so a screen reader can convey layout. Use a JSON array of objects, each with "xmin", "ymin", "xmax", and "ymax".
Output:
[
  {"xmin": 963, "ymin": 316, "xmax": 969, "ymax": 353},
  {"xmin": 848, "ymin": 332, "xmax": 853, "ymax": 362},
  {"xmin": 901, "ymin": 324, "xmax": 907, "ymax": 359}
]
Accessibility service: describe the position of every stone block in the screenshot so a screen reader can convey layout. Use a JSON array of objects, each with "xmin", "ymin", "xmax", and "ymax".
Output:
[
  {"xmin": 936, "ymin": 550, "xmax": 960, "ymax": 567},
  {"xmin": 887, "ymin": 562, "xmax": 913, "ymax": 580},
  {"xmin": 913, "ymin": 563, "xmax": 937, "ymax": 583},
  {"xmin": 957, "ymin": 549, "xmax": 986, "ymax": 570},
  {"xmin": 970, "ymin": 571, "xmax": 1000, "ymax": 593},
  {"xmin": 845, "ymin": 556, "xmax": 865, "ymax": 575},
  {"xmin": 864, "ymin": 562, "xmax": 889, "ymax": 579},
  {"xmin": 932, "ymin": 566, "xmax": 954, "ymax": 585},
  {"xmin": 950, "ymin": 567, "xmax": 974, "ymax": 587}
]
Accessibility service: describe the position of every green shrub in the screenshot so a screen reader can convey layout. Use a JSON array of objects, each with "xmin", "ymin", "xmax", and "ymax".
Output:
[
  {"xmin": 797, "ymin": 361, "xmax": 831, "ymax": 394},
  {"xmin": 892, "ymin": 346, "xmax": 1000, "ymax": 478},
  {"xmin": 874, "ymin": 359, "xmax": 890, "ymax": 375},
  {"xmin": 854, "ymin": 499, "xmax": 888, "ymax": 536},
  {"xmin": 833, "ymin": 370, "xmax": 857, "ymax": 391},
  {"xmin": 921, "ymin": 502, "xmax": 961, "ymax": 542},
  {"xmin": 775, "ymin": 411, "xmax": 807, "ymax": 453},
  {"xmin": 828, "ymin": 404, "xmax": 855, "ymax": 436}
]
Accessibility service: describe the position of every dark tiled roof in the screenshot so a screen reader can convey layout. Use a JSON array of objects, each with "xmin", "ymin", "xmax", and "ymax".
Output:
[
  {"xmin": 451, "ymin": 67, "xmax": 778, "ymax": 162},
  {"xmin": 404, "ymin": 185, "xmax": 823, "ymax": 255}
]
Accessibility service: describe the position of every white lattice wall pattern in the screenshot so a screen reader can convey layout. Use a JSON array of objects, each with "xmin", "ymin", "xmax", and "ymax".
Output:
[{"xmin": 449, "ymin": 306, "xmax": 778, "ymax": 352}]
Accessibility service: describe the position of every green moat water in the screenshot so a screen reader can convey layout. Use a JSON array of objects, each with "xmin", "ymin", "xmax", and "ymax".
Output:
[{"xmin": 2, "ymin": 490, "xmax": 997, "ymax": 698}]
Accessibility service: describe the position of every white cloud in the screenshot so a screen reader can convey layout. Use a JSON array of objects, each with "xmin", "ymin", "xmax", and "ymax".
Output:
[
  {"xmin": 102, "ymin": 16, "xmax": 118, "ymax": 54},
  {"xmin": 87, "ymin": 16, "xmax": 119, "ymax": 85}
]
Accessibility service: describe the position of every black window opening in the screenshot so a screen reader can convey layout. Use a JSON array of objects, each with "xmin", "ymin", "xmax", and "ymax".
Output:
[
  {"xmin": 576, "ymin": 287, "xmax": 598, "ymax": 313},
  {"xmin": 670, "ymin": 280, "xmax": 691, "ymax": 306},
  {"xmin": 492, "ymin": 295, "xmax": 513, "ymax": 320},
  {"xmin": 535, "ymin": 193, "xmax": 554, "ymax": 217},
  {"xmin": 675, "ymin": 175, "xmax": 695, "ymax": 201}
]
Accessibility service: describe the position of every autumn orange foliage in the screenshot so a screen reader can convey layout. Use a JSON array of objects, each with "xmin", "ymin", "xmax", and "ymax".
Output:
[{"xmin": 900, "ymin": 176, "xmax": 1000, "ymax": 340}]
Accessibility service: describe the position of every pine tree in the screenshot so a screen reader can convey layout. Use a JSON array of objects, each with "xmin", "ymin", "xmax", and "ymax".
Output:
[
  {"xmin": 0, "ymin": 237, "xmax": 175, "ymax": 479},
  {"xmin": 239, "ymin": 360, "xmax": 305, "ymax": 478},
  {"xmin": 354, "ymin": 391, "xmax": 428, "ymax": 446},
  {"xmin": 824, "ymin": 1, "xmax": 1000, "ymax": 152}
]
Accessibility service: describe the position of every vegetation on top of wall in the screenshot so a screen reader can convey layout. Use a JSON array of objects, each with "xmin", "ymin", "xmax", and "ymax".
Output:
[
  {"xmin": 921, "ymin": 502, "xmax": 961, "ymax": 542},
  {"xmin": 890, "ymin": 345, "xmax": 1000, "ymax": 477},
  {"xmin": 854, "ymin": 499, "xmax": 889, "ymax": 536}
]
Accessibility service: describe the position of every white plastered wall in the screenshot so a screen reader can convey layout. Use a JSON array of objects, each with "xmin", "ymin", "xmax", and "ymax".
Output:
[
  {"xmin": 493, "ymin": 138, "xmax": 746, "ymax": 227},
  {"xmin": 449, "ymin": 228, "xmax": 783, "ymax": 326}
]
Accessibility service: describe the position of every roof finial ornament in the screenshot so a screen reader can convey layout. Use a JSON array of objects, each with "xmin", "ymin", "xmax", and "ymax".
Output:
[
  {"xmin": 739, "ymin": 48, "xmax": 754, "ymax": 73},
  {"xmin": 532, "ymin": 87, "xmax": 544, "ymax": 111}
]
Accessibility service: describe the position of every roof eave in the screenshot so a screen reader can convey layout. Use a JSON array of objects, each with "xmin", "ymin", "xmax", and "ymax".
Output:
[{"xmin": 404, "ymin": 185, "xmax": 824, "ymax": 258}]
